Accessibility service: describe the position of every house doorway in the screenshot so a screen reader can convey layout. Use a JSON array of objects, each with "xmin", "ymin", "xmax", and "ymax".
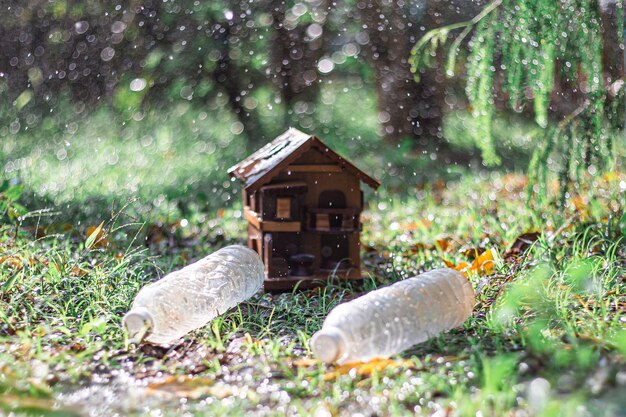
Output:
[
  {"xmin": 320, "ymin": 234, "xmax": 349, "ymax": 270},
  {"xmin": 318, "ymin": 190, "xmax": 350, "ymax": 269},
  {"xmin": 318, "ymin": 190, "xmax": 346, "ymax": 229}
]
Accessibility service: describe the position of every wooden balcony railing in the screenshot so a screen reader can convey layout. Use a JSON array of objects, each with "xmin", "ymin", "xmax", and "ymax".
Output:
[
  {"xmin": 305, "ymin": 207, "xmax": 360, "ymax": 233},
  {"xmin": 244, "ymin": 206, "xmax": 301, "ymax": 232}
]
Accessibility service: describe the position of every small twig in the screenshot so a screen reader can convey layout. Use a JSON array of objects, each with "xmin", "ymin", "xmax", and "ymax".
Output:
[
  {"xmin": 575, "ymin": 294, "xmax": 591, "ymax": 311},
  {"xmin": 449, "ymin": 0, "xmax": 503, "ymax": 52},
  {"xmin": 414, "ymin": 0, "xmax": 503, "ymax": 59},
  {"xmin": 554, "ymin": 78, "xmax": 623, "ymax": 131},
  {"xmin": 557, "ymin": 100, "xmax": 590, "ymax": 130},
  {"xmin": 548, "ymin": 216, "xmax": 576, "ymax": 243}
]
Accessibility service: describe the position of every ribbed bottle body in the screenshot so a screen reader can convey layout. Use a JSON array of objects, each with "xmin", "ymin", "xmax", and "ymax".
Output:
[
  {"xmin": 128, "ymin": 245, "xmax": 264, "ymax": 345},
  {"xmin": 312, "ymin": 268, "xmax": 474, "ymax": 364}
]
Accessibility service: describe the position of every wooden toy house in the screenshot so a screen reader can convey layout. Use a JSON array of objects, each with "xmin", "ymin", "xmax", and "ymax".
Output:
[{"xmin": 228, "ymin": 128, "xmax": 380, "ymax": 291}]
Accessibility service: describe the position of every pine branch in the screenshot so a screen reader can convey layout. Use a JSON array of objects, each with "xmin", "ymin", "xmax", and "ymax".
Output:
[
  {"xmin": 446, "ymin": 0, "xmax": 504, "ymax": 76},
  {"xmin": 411, "ymin": 0, "xmax": 504, "ymax": 78},
  {"xmin": 411, "ymin": 0, "xmax": 621, "ymax": 191}
]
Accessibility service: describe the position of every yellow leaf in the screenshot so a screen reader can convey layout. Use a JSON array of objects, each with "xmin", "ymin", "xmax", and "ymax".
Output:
[
  {"xmin": 0, "ymin": 256, "xmax": 23, "ymax": 269},
  {"xmin": 602, "ymin": 171, "xmax": 623, "ymax": 182},
  {"xmin": 443, "ymin": 259, "xmax": 469, "ymax": 276},
  {"xmin": 455, "ymin": 261, "xmax": 470, "ymax": 272},
  {"xmin": 322, "ymin": 358, "xmax": 412, "ymax": 381},
  {"xmin": 468, "ymin": 249, "xmax": 495, "ymax": 275},
  {"xmin": 570, "ymin": 195, "xmax": 586, "ymax": 210},
  {"xmin": 570, "ymin": 195, "xmax": 589, "ymax": 220},
  {"xmin": 435, "ymin": 239, "xmax": 451, "ymax": 252},
  {"xmin": 443, "ymin": 258, "xmax": 456, "ymax": 268},
  {"xmin": 444, "ymin": 249, "xmax": 495, "ymax": 277},
  {"xmin": 293, "ymin": 358, "xmax": 317, "ymax": 368}
]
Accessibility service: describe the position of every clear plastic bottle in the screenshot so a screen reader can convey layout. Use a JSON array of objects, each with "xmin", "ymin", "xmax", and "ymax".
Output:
[
  {"xmin": 310, "ymin": 268, "xmax": 475, "ymax": 364},
  {"xmin": 123, "ymin": 245, "xmax": 264, "ymax": 345}
]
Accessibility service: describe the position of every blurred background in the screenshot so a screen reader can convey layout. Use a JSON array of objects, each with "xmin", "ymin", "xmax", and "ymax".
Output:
[{"xmin": 0, "ymin": 0, "xmax": 623, "ymax": 219}]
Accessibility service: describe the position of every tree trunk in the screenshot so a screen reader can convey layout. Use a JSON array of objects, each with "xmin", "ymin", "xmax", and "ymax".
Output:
[
  {"xmin": 598, "ymin": 0, "xmax": 624, "ymax": 130},
  {"xmin": 213, "ymin": 22, "xmax": 266, "ymax": 146},
  {"xmin": 358, "ymin": 0, "xmax": 481, "ymax": 158},
  {"xmin": 267, "ymin": 0, "xmax": 331, "ymax": 118},
  {"xmin": 360, "ymin": 0, "xmax": 422, "ymax": 141}
]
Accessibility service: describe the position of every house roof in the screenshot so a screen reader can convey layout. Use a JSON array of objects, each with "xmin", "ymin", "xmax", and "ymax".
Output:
[{"xmin": 228, "ymin": 128, "xmax": 381, "ymax": 191}]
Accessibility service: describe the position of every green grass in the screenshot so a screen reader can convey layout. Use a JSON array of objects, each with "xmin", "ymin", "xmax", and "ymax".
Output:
[
  {"xmin": 1, "ymin": 167, "xmax": 624, "ymax": 416},
  {"xmin": 0, "ymin": 92, "xmax": 625, "ymax": 415}
]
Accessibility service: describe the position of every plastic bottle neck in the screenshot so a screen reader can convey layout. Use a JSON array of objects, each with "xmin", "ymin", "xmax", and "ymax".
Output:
[
  {"xmin": 123, "ymin": 307, "xmax": 155, "ymax": 343},
  {"xmin": 310, "ymin": 327, "xmax": 347, "ymax": 364}
]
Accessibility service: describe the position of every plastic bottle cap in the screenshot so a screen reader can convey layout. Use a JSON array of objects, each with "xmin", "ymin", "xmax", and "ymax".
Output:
[
  {"xmin": 123, "ymin": 307, "xmax": 154, "ymax": 343},
  {"xmin": 311, "ymin": 328, "xmax": 346, "ymax": 364}
]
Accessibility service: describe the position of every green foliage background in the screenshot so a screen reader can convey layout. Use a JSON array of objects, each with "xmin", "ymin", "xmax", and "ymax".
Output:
[{"xmin": 410, "ymin": 0, "xmax": 624, "ymax": 192}]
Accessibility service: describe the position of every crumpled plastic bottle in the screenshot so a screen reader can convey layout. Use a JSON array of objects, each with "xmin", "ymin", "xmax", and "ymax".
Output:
[
  {"xmin": 123, "ymin": 245, "xmax": 264, "ymax": 345},
  {"xmin": 310, "ymin": 268, "xmax": 475, "ymax": 364}
]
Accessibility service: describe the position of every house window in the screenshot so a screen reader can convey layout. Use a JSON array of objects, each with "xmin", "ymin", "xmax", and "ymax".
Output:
[{"xmin": 276, "ymin": 197, "xmax": 292, "ymax": 219}]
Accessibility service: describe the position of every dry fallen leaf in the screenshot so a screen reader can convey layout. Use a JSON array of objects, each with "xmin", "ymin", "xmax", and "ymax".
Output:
[
  {"xmin": 409, "ymin": 243, "xmax": 426, "ymax": 253},
  {"xmin": 146, "ymin": 375, "xmax": 216, "ymax": 399},
  {"xmin": 469, "ymin": 249, "xmax": 495, "ymax": 275},
  {"xmin": 293, "ymin": 358, "xmax": 317, "ymax": 368},
  {"xmin": 70, "ymin": 266, "xmax": 88, "ymax": 277},
  {"xmin": 322, "ymin": 358, "xmax": 412, "ymax": 381},
  {"xmin": 570, "ymin": 195, "xmax": 589, "ymax": 220},
  {"xmin": 0, "ymin": 394, "xmax": 81, "ymax": 416},
  {"xmin": 404, "ymin": 219, "xmax": 431, "ymax": 232},
  {"xmin": 456, "ymin": 261, "xmax": 470, "ymax": 271},
  {"xmin": 505, "ymin": 232, "xmax": 540, "ymax": 258},
  {"xmin": 500, "ymin": 174, "xmax": 528, "ymax": 193},
  {"xmin": 0, "ymin": 256, "xmax": 23, "ymax": 269},
  {"xmin": 444, "ymin": 248, "xmax": 496, "ymax": 276},
  {"xmin": 435, "ymin": 239, "xmax": 451, "ymax": 252}
]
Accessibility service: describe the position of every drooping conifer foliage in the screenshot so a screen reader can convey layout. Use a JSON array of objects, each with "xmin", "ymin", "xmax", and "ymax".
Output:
[{"xmin": 410, "ymin": 0, "xmax": 624, "ymax": 195}]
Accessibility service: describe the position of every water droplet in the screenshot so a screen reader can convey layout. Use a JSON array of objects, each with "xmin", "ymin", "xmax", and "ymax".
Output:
[
  {"xmin": 129, "ymin": 78, "xmax": 147, "ymax": 92},
  {"xmin": 111, "ymin": 21, "xmax": 127, "ymax": 34},
  {"xmin": 74, "ymin": 21, "xmax": 89, "ymax": 34},
  {"xmin": 100, "ymin": 47, "xmax": 115, "ymax": 62},
  {"xmin": 317, "ymin": 58, "xmax": 334, "ymax": 74}
]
